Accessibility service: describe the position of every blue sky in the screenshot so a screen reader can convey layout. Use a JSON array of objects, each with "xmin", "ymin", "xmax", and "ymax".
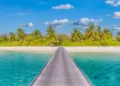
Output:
[{"xmin": 0, "ymin": 0, "xmax": 120, "ymax": 35}]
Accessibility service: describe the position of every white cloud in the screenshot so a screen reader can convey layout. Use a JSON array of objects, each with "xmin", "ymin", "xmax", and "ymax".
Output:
[
  {"xmin": 52, "ymin": 4, "xmax": 74, "ymax": 10},
  {"xmin": 8, "ymin": 10, "xmax": 32, "ymax": 16},
  {"xmin": 80, "ymin": 18, "xmax": 90, "ymax": 25},
  {"xmin": 72, "ymin": 18, "xmax": 102, "ymax": 28},
  {"xmin": 20, "ymin": 22, "xmax": 34, "ymax": 27},
  {"xmin": 114, "ymin": 12, "xmax": 120, "ymax": 18},
  {"xmin": 114, "ymin": 25, "xmax": 120, "ymax": 30},
  {"xmin": 106, "ymin": 0, "xmax": 120, "ymax": 6},
  {"xmin": 27, "ymin": 22, "xmax": 34, "ymax": 27},
  {"xmin": 45, "ymin": 19, "xmax": 69, "ymax": 27}
]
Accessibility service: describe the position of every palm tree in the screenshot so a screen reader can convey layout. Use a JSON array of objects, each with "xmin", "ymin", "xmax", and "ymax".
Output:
[
  {"xmin": 17, "ymin": 28, "xmax": 25, "ymax": 41},
  {"xmin": 71, "ymin": 28, "xmax": 83, "ymax": 42},
  {"xmin": 0, "ymin": 35, "xmax": 8, "ymax": 42},
  {"xmin": 116, "ymin": 32, "xmax": 120, "ymax": 41},
  {"xmin": 103, "ymin": 28, "xmax": 112, "ymax": 39},
  {"xmin": 84, "ymin": 24, "xmax": 99, "ymax": 41},
  {"xmin": 96, "ymin": 26, "xmax": 101, "ymax": 33},
  {"xmin": 58, "ymin": 34, "xmax": 70, "ymax": 45},
  {"xmin": 9, "ymin": 32, "xmax": 16, "ymax": 41},
  {"xmin": 32, "ymin": 30, "xmax": 42, "ymax": 39},
  {"xmin": 46, "ymin": 26, "xmax": 59, "ymax": 46},
  {"xmin": 118, "ymin": 32, "xmax": 120, "ymax": 35},
  {"xmin": 96, "ymin": 26, "xmax": 104, "ymax": 40}
]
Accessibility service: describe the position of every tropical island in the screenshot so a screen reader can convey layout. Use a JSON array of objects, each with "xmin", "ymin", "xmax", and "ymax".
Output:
[{"xmin": 0, "ymin": 24, "xmax": 120, "ymax": 46}]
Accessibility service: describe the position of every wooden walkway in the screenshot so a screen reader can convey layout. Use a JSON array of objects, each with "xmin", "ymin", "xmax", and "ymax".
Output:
[{"xmin": 31, "ymin": 47, "xmax": 91, "ymax": 86}]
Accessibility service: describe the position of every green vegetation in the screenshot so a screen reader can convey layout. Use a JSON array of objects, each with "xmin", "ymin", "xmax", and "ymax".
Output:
[{"xmin": 0, "ymin": 24, "xmax": 120, "ymax": 46}]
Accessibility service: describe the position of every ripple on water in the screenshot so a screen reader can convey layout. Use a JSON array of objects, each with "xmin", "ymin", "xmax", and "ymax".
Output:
[
  {"xmin": 71, "ymin": 53, "xmax": 120, "ymax": 86},
  {"xmin": 0, "ymin": 51, "xmax": 51, "ymax": 86}
]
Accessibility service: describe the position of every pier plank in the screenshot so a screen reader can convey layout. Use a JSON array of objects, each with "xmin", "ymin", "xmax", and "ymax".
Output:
[{"xmin": 31, "ymin": 47, "xmax": 91, "ymax": 86}]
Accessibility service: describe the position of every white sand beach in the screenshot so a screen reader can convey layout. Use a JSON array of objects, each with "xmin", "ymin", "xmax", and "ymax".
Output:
[
  {"xmin": 0, "ymin": 47, "xmax": 120, "ymax": 53},
  {"xmin": 0, "ymin": 47, "xmax": 58, "ymax": 53}
]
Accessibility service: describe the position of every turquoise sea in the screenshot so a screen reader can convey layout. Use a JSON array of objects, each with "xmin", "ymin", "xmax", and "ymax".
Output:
[
  {"xmin": 0, "ymin": 51, "xmax": 51, "ymax": 86},
  {"xmin": 0, "ymin": 51, "xmax": 120, "ymax": 86},
  {"xmin": 71, "ymin": 53, "xmax": 120, "ymax": 86}
]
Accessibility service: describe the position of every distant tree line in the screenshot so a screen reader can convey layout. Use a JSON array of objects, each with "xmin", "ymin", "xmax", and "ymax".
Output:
[{"xmin": 0, "ymin": 24, "xmax": 120, "ymax": 46}]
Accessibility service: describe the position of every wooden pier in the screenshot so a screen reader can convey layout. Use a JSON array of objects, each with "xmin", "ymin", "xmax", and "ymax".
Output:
[{"xmin": 31, "ymin": 47, "xmax": 91, "ymax": 86}]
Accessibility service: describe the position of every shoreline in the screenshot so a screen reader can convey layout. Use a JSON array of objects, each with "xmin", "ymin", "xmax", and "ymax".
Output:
[{"xmin": 0, "ymin": 46, "xmax": 120, "ymax": 53}]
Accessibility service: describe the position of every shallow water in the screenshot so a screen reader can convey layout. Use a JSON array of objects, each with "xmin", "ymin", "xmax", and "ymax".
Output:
[
  {"xmin": 0, "ymin": 51, "xmax": 51, "ymax": 86},
  {"xmin": 1, "ymin": 51, "xmax": 120, "ymax": 86},
  {"xmin": 71, "ymin": 53, "xmax": 120, "ymax": 86}
]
